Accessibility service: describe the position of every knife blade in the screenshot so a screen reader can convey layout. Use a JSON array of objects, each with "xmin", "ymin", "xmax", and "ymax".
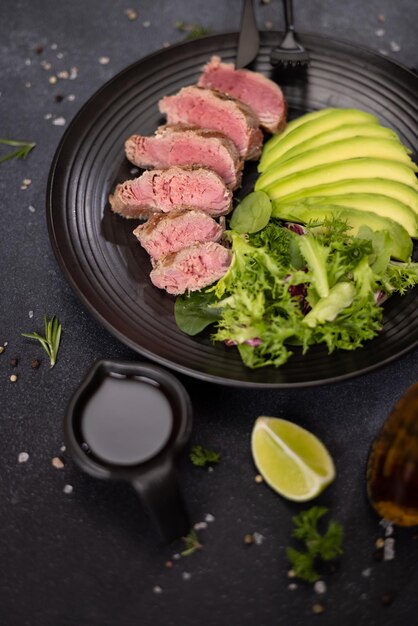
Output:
[{"xmin": 235, "ymin": 0, "xmax": 260, "ymax": 69}]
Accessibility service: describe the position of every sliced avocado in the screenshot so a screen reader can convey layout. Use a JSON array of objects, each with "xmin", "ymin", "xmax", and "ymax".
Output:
[
  {"xmin": 260, "ymin": 123, "xmax": 398, "ymax": 172},
  {"xmin": 260, "ymin": 111, "xmax": 380, "ymax": 171},
  {"xmin": 262, "ymin": 108, "xmax": 377, "ymax": 158},
  {"xmin": 256, "ymin": 158, "xmax": 418, "ymax": 198},
  {"xmin": 257, "ymin": 138, "xmax": 418, "ymax": 189},
  {"xmin": 275, "ymin": 193, "xmax": 418, "ymax": 237},
  {"xmin": 276, "ymin": 178, "xmax": 418, "ymax": 217},
  {"xmin": 271, "ymin": 204, "xmax": 412, "ymax": 261}
]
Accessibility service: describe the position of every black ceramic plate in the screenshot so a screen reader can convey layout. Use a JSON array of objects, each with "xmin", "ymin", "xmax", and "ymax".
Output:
[{"xmin": 47, "ymin": 32, "xmax": 418, "ymax": 388}]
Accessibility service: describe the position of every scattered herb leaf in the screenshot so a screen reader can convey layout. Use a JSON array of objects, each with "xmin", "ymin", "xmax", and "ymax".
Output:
[
  {"xmin": 190, "ymin": 445, "xmax": 221, "ymax": 467},
  {"xmin": 0, "ymin": 139, "xmax": 36, "ymax": 164},
  {"xmin": 22, "ymin": 315, "xmax": 62, "ymax": 368},
  {"xmin": 181, "ymin": 529, "xmax": 202, "ymax": 556},
  {"xmin": 286, "ymin": 506, "xmax": 344, "ymax": 582},
  {"xmin": 175, "ymin": 20, "xmax": 213, "ymax": 40}
]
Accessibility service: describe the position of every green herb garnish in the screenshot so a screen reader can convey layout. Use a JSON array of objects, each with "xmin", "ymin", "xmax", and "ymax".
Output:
[
  {"xmin": 22, "ymin": 315, "xmax": 62, "ymax": 368},
  {"xmin": 286, "ymin": 506, "xmax": 344, "ymax": 582},
  {"xmin": 0, "ymin": 139, "xmax": 36, "ymax": 164},
  {"xmin": 190, "ymin": 445, "xmax": 221, "ymax": 467},
  {"xmin": 175, "ymin": 20, "xmax": 213, "ymax": 40},
  {"xmin": 181, "ymin": 529, "xmax": 202, "ymax": 556}
]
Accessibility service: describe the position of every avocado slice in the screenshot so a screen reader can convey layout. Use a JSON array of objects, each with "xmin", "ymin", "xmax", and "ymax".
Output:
[
  {"xmin": 256, "ymin": 138, "xmax": 417, "ymax": 189},
  {"xmin": 256, "ymin": 157, "xmax": 418, "ymax": 197},
  {"xmin": 260, "ymin": 111, "xmax": 380, "ymax": 171},
  {"xmin": 260, "ymin": 123, "xmax": 398, "ymax": 172},
  {"xmin": 275, "ymin": 178, "xmax": 418, "ymax": 217},
  {"xmin": 271, "ymin": 204, "xmax": 412, "ymax": 261},
  {"xmin": 276, "ymin": 193, "xmax": 418, "ymax": 238}
]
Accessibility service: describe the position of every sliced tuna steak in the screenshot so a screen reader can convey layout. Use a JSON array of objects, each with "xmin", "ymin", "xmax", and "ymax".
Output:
[
  {"xmin": 198, "ymin": 56, "xmax": 287, "ymax": 134},
  {"xmin": 125, "ymin": 126, "xmax": 243, "ymax": 189},
  {"xmin": 159, "ymin": 86, "xmax": 263, "ymax": 160},
  {"xmin": 133, "ymin": 209, "xmax": 224, "ymax": 261},
  {"xmin": 109, "ymin": 166, "xmax": 232, "ymax": 219},
  {"xmin": 150, "ymin": 241, "xmax": 232, "ymax": 295}
]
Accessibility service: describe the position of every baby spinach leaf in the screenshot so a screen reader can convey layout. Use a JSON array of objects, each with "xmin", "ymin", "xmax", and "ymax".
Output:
[
  {"xmin": 230, "ymin": 191, "xmax": 272, "ymax": 234},
  {"xmin": 174, "ymin": 290, "xmax": 222, "ymax": 335}
]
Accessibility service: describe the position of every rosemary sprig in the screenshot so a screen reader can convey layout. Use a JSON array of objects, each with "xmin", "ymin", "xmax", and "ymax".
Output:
[
  {"xmin": 22, "ymin": 315, "xmax": 62, "ymax": 368},
  {"xmin": 181, "ymin": 529, "xmax": 202, "ymax": 557},
  {"xmin": 189, "ymin": 444, "xmax": 221, "ymax": 467},
  {"xmin": 0, "ymin": 139, "xmax": 36, "ymax": 164},
  {"xmin": 175, "ymin": 21, "xmax": 213, "ymax": 40}
]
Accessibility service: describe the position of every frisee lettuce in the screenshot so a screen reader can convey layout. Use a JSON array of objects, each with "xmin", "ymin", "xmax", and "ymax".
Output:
[{"xmin": 175, "ymin": 218, "xmax": 418, "ymax": 369}]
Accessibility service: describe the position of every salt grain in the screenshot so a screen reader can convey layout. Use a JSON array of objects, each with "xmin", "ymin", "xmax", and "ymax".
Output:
[
  {"xmin": 152, "ymin": 585, "xmax": 162, "ymax": 594},
  {"xmin": 41, "ymin": 61, "xmax": 52, "ymax": 70},
  {"xmin": 253, "ymin": 532, "xmax": 264, "ymax": 546},
  {"xmin": 28, "ymin": 206, "xmax": 36, "ymax": 214},
  {"xmin": 378, "ymin": 49, "xmax": 388, "ymax": 56},
  {"xmin": 383, "ymin": 537, "xmax": 395, "ymax": 561},
  {"xmin": 390, "ymin": 41, "xmax": 401, "ymax": 52},
  {"xmin": 25, "ymin": 81, "xmax": 31, "ymax": 88},
  {"xmin": 60, "ymin": 445, "xmax": 66, "ymax": 452},
  {"xmin": 25, "ymin": 58, "xmax": 32, "ymax": 66},
  {"xmin": 57, "ymin": 70, "xmax": 69, "ymax": 79},
  {"xmin": 162, "ymin": 42, "xmax": 171, "ymax": 48},
  {"xmin": 375, "ymin": 29, "xmax": 385, "ymax": 37},
  {"xmin": 52, "ymin": 117, "xmax": 66, "ymax": 126},
  {"xmin": 69, "ymin": 67, "xmax": 78, "ymax": 80},
  {"xmin": 52, "ymin": 457, "xmax": 64, "ymax": 469},
  {"xmin": 10, "ymin": 374, "xmax": 18, "ymax": 383},
  {"xmin": 314, "ymin": 580, "xmax": 327, "ymax": 595},
  {"xmin": 44, "ymin": 113, "xmax": 53, "ymax": 120},
  {"xmin": 172, "ymin": 553, "xmax": 181, "ymax": 560},
  {"xmin": 29, "ymin": 310, "xmax": 34, "ymax": 318},
  {"xmin": 49, "ymin": 75, "xmax": 57, "ymax": 84},
  {"xmin": 204, "ymin": 513, "xmax": 215, "ymax": 523},
  {"xmin": 264, "ymin": 21, "xmax": 273, "ymax": 30},
  {"xmin": 194, "ymin": 522, "xmax": 208, "ymax": 530},
  {"xmin": 99, "ymin": 56, "xmax": 110, "ymax": 65},
  {"xmin": 67, "ymin": 94, "xmax": 76, "ymax": 101},
  {"xmin": 51, "ymin": 43, "xmax": 58, "ymax": 50},
  {"xmin": 182, "ymin": 572, "xmax": 191, "ymax": 581},
  {"xmin": 63, "ymin": 484, "xmax": 73, "ymax": 494},
  {"xmin": 18, "ymin": 452, "xmax": 29, "ymax": 463},
  {"xmin": 56, "ymin": 52, "xmax": 64, "ymax": 59},
  {"xmin": 288, "ymin": 583, "xmax": 298, "ymax": 591},
  {"xmin": 255, "ymin": 474, "xmax": 263, "ymax": 483},
  {"xmin": 143, "ymin": 21, "xmax": 151, "ymax": 28}
]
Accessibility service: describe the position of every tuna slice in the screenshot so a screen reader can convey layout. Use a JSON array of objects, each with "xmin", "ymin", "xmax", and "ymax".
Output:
[
  {"xmin": 150, "ymin": 241, "xmax": 232, "ymax": 295},
  {"xmin": 133, "ymin": 209, "xmax": 224, "ymax": 261},
  {"xmin": 198, "ymin": 55, "xmax": 287, "ymax": 134},
  {"xmin": 159, "ymin": 86, "xmax": 263, "ymax": 160},
  {"xmin": 109, "ymin": 166, "xmax": 232, "ymax": 219},
  {"xmin": 125, "ymin": 126, "xmax": 243, "ymax": 189}
]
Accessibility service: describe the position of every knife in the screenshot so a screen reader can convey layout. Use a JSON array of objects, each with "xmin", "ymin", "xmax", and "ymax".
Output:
[{"xmin": 236, "ymin": 0, "xmax": 260, "ymax": 69}]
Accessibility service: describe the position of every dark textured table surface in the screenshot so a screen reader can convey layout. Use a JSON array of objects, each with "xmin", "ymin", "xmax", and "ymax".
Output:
[{"xmin": 1, "ymin": 1, "xmax": 418, "ymax": 625}]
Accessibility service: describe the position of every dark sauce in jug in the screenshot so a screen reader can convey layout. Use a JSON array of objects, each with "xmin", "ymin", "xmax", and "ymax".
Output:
[{"xmin": 80, "ymin": 375, "xmax": 173, "ymax": 466}]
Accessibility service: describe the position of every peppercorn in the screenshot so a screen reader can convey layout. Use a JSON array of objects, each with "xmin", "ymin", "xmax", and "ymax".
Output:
[{"xmin": 31, "ymin": 358, "xmax": 40, "ymax": 369}]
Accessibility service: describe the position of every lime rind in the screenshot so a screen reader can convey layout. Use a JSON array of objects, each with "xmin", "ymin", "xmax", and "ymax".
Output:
[{"xmin": 251, "ymin": 417, "xmax": 336, "ymax": 502}]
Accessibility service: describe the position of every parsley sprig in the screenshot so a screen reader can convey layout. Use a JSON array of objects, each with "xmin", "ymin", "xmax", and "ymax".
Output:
[
  {"xmin": 189, "ymin": 445, "xmax": 221, "ymax": 467},
  {"xmin": 0, "ymin": 139, "xmax": 36, "ymax": 164},
  {"xmin": 22, "ymin": 315, "xmax": 62, "ymax": 368},
  {"xmin": 181, "ymin": 529, "xmax": 202, "ymax": 557},
  {"xmin": 286, "ymin": 507, "xmax": 344, "ymax": 582}
]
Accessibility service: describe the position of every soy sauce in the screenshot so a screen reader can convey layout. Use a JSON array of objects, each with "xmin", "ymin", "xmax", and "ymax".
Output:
[{"xmin": 80, "ymin": 375, "xmax": 173, "ymax": 466}]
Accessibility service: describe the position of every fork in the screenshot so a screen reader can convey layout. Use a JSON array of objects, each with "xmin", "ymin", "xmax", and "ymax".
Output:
[{"xmin": 270, "ymin": 0, "xmax": 310, "ymax": 68}]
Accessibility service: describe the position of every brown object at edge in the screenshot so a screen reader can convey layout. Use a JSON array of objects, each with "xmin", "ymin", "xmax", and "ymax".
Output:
[{"xmin": 367, "ymin": 381, "xmax": 418, "ymax": 526}]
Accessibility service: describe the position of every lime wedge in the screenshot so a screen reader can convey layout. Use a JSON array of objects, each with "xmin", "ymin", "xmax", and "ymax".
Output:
[{"xmin": 251, "ymin": 417, "xmax": 336, "ymax": 501}]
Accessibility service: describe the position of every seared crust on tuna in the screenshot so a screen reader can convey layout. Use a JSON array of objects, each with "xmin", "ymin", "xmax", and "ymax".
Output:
[
  {"xmin": 133, "ymin": 209, "xmax": 224, "ymax": 261},
  {"xmin": 109, "ymin": 166, "xmax": 232, "ymax": 219},
  {"xmin": 150, "ymin": 241, "xmax": 232, "ymax": 295},
  {"xmin": 125, "ymin": 126, "xmax": 243, "ymax": 189},
  {"xmin": 159, "ymin": 86, "xmax": 263, "ymax": 160},
  {"xmin": 198, "ymin": 56, "xmax": 287, "ymax": 134}
]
